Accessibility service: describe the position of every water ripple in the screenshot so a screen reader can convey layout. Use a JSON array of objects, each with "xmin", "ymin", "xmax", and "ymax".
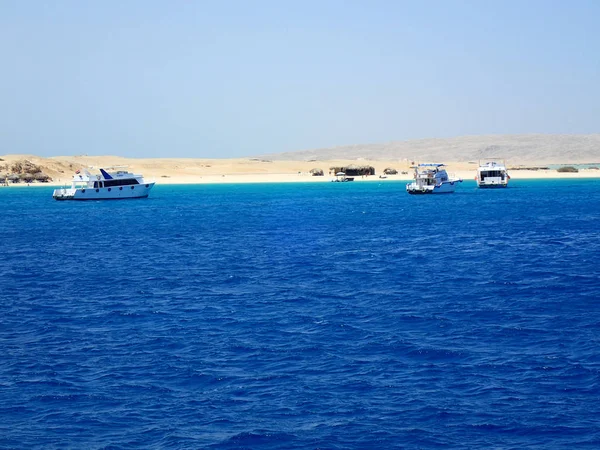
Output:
[{"xmin": 1, "ymin": 180, "xmax": 599, "ymax": 448}]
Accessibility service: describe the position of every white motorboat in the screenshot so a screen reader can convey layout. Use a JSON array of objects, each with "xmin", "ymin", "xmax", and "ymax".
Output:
[
  {"xmin": 476, "ymin": 160, "xmax": 510, "ymax": 188},
  {"xmin": 53, "ymin": 167, "xmax": 155, "ymax": 200},
  {"xmin": 332, "ymin": 172, "xmax": 354, "ymax": 182},
  {"xmin": 406, "ymin": 163, "xmax": 462, "ymax": 194}
]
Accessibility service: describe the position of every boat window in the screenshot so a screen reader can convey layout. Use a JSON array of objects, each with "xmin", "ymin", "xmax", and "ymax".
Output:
[
  {"xmin": 482, "ymin": 170, "xmax": 502, "ymax": 178},
  {"xmin": 104, "ymin": 178, "xmax": 140, "ymax": 187}
]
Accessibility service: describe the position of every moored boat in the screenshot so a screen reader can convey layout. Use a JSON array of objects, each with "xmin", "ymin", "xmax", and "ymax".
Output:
[
  {"xmin": 406, "ymin": 163, "xmax": 462, "ymax": 194},
  {"xmin": 476, "ymin": 160, "xmax": 510, "ymax": 188},
  {"xmin": 332, "ymin": 172, "xmax": 354, "ymax": 182},
  {"xmin": 53, "ymin": 167, "xmax": 154, "ymax": 200}
]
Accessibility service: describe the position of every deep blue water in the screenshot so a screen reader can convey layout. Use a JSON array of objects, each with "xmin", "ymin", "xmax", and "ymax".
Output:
[{"xmin": 1, "ymin": 179, "xmax": 600, "ymax": 449}]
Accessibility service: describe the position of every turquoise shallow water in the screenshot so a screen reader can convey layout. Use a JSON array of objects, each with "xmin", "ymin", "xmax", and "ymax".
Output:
[
  {"xmin": 1, "ymin": 179, "xmax": 600, "ymax": 448},
  {"xmin": 546, "ymin": 163, "xmax": 600, "ymax": 169}
]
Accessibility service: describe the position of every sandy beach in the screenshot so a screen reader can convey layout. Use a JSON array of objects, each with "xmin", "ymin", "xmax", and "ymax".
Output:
[{"xmin": 1, "ymin": 154, "xmax": 600, "ymax": 187}]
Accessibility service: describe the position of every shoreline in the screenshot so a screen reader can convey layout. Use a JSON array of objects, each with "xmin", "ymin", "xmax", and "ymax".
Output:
[
  {"xmin": 1, "ymin": 154, "xmax": 600, "ymax": 187},
  {"xmin": 2, "ymin": 171, "xmax": 600, "ymax": 188}
]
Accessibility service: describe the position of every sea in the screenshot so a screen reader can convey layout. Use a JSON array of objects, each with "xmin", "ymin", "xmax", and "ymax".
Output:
[{"xmin": 1, "ymin": 179, "xmax": 599, "ymax": 449}]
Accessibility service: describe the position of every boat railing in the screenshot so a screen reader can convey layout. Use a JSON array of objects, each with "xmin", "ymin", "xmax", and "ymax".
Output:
[{"xmin": 479, "ymin": 159, "xmax": 506, "ymax": 167}]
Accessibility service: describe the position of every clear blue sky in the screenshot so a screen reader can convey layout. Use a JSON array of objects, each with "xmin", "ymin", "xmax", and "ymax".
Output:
[{"xmin": 1, "ymin": 0, "xmax": 599, "ymax": 158}]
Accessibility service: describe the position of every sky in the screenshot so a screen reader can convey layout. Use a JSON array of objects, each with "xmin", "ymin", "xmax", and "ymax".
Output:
[{"xmin": 1, "ymin": 0, "xmax": 599, "ymax": 158}]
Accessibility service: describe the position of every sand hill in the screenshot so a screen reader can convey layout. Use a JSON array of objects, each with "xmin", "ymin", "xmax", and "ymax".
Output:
[
  {"xmin": 2, "ymin": 134, "xmax": 600, "ymax": 185},
  {"xmin": 262, "ymin": 134, "xmax": 600, "ymax": 164}
]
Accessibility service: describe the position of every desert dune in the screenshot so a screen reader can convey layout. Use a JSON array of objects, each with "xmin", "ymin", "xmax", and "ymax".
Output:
[{"xmin": 2, "ymin": 134, "xmax": 600, "ymax": 185}]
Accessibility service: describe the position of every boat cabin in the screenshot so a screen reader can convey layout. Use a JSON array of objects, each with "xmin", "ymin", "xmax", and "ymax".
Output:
[{"xmin": 414, "ymin": 164, "xmax": 449, "ymax": 185}]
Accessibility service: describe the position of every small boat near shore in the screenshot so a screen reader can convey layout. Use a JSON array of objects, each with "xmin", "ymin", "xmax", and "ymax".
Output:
[
  {"xmin": 476, "ymin": 160, "xmax": 510, "ymax": 188},
  {"xmin": 53, "ymin": 167, "xmax": 154, "ymax": 200},
  {"xmin": 406, "ymin": 163, "xmax": 462, "ymax": 194},
  {"xmin": 332, "ymin": 172, "xmax": 354, "ymax": 182}
]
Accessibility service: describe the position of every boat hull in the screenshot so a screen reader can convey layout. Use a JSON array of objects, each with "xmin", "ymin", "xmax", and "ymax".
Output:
[
  {"xmin": 477, "ymin": 182, "xmax": 508, "ymax": 188},
  {"xmin": 477, "ymin": 176, "xmax": 509, "ymax": 188},
  {"xmin": 406, "ymin": 180, "xmax": 461, "ymax": 194},
  {"xmin": 53, "ymin": 183, "xmax": 155, "ymax": 200}
]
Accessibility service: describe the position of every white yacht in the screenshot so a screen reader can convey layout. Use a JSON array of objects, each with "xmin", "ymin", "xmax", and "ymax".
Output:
[
  {"xmin": 406, "ymin": 163, "xmax": 462, "ymax": 194},
  {"xmin": 476, "ymin": 160, "xmax": 510, "ymax": 188},
  {"xmin": 53, "ymin": 167, "xmax": 155, "ymax": 200}
]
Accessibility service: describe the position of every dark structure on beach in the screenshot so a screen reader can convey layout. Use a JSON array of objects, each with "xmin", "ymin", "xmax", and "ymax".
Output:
[
  {"xmin": 557, "ymin": 166, "xmax": 579, "ymax": 173},
  {"xmin": 34, "ymin": 173, "xmax": 51, "ymax": 182},
  {"xmin": 329, "ymin": 164, "xmax": 375, "ymax": 176}
]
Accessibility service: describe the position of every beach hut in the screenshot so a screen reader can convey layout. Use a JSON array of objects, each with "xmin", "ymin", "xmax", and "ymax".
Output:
[
  {"xmin": 8, "ymin": 174, "xmax": 20, "ymax": 184},
  {"xmin": 344, "ymin": 164, "xmax": 375, "ymax": 176},
  {"xmin": 20, "ymin": 173, "xmax": 35, "ymax": 183},
  {"xmin": 329, "ymin": 165, "xmax": 375, "ymax": 176},
  {"xmin": 383, "ymin": 167, "xmax": 398, "ymax": 175},
  {"xmin": 310, "ymin": 168, "xmax": 324, "ymax": 176},
  {"xmin": 34, "ymin": 173, "xmax": 51, "ymax": 183},
  {"xmin": 557, "ymin": 166, "xmax": 578, "ymax": 173},
  {"xmin": 362, "ymin": 165, "xmax": 376, "ymax": 176}
]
